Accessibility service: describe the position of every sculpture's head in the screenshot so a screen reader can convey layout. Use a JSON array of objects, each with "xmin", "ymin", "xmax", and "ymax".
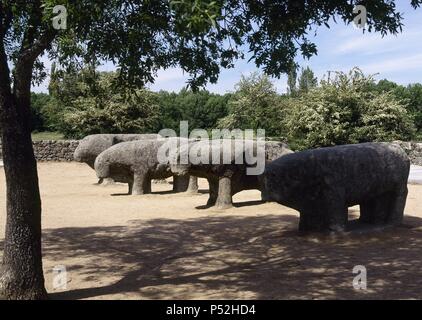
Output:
[
  {"xmin": 73, "ymin": 137, "xmax": 91, "ymax": 164},
  {"xmin": 74, "ymin": 135, "xmax": 115, "ymax": 168},
  {"xmin": 93, "ymin": 141, "xmax": 139, "ymax": 184},
  {"xmin": 262, "ymin": 154, "xmax": 302, "ymax": 206},
  {"xmin": 94, "ymin": 151, "xmax": 111, "ymax": 179},
  {"xmin": 94, "ymin": 154, "xmax": 132, "ymax": 184},
  {"xmin": 262, "ymin": 166, "xmax": 283, "ymax": 203}
]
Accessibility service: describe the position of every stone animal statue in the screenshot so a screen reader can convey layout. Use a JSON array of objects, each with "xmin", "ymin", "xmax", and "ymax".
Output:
[
  {"xmin": 74, "ymin": 133, "xmax": 161, "ymax": 184},
  {"xmin": 94, "ymin": 138, "xmax": 197, "ymax": 195},
  {"xmin": 263, "ymin": 143, "xmax": 410, "ymax": 233},
  {"xmin": 171, "ymin": 139, "xmax": 293, "ymax": 209},
  {"xmin": 74, "ymin": 134, "xmax": 161, "ymax": 168}
]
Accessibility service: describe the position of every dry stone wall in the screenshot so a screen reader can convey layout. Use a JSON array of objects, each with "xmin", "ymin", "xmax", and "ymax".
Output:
[
  {"xmin": 0, "ymin": 139, "xmax": 421, "ymax": 164},
  {"xmin": 0, "ymin": 140, "xmax": 79, "ymax": 161},
  {"xmin": 393, "ymin": 141, "xmax": 422, "ymax": 166}
]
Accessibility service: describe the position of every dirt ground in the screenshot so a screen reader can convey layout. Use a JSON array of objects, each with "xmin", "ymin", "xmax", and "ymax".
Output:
[{"xmin": 0, "ymin": 162, "xmax": 421, "ymax": 300}]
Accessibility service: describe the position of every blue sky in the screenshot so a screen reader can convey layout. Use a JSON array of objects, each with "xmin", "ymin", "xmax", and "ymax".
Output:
[{"xmin": 33, "ymin": 2, "xmax": 422, "ymax": 95}]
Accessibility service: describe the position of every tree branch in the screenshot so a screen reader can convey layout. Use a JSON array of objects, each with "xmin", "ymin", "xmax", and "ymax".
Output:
[
  {"xmin": 18, "ymin": 28, "xmax": 57, "ymax": 66},
  {"xmin": 19, "ymin": 0, "xmax": 43, "ymax": 54},
  {"xmin": 0, "ymin": 4, "xmax": 13, "ymax": 39},
  {"xmin": 12, "ymin": 28, "xmax": 56, "ymax": 103}
]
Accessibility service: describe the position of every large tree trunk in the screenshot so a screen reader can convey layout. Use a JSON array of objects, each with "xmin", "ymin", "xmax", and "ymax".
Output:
[{"xmin": 0, "ymin": 55, "xmax": 47, "ymax": 299}]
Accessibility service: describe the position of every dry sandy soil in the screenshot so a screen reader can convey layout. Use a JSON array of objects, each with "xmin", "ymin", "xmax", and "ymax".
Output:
[{"xmin": 0, "ymin": 162, "xmax": 421, "ymax": 300}]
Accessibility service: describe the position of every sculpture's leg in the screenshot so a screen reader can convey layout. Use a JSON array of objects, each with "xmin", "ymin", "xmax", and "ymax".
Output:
[
  {"xmin": 216, "ymin": 176, "xmax": 233, "ymax": 209},
  {"xmin": 173, "ymin": 175, "xmax": 190, "ymax": 193},
  {"xmin": 132, "ymin": 173, "xmax": 151, "ymax": 195},
  {"xmin": 260, "ymin": 186, "xmax": 270, "ymax": 202},
  {"xmin": 386, "ymin": 184, "xmax": 408, "ymax": 225},
  {"xmin": 299, "ymin": 200, "xmax": 347, "ymax": 232},
  {"xmin": 98, "ymin": 178, "xmax": 114, "ymax": 185},
  {"xmin": 299, "ymin": 207, "xmax": 321, "ymax": 232},
  {"xmin": 360, "ymin": 193, "xmax": 392, "ymax": 224},
  {"xmin": 206, "ymin": 178, "xmax": 218, "ymax": 206},
  {"xmin": 102, "ymin": 178, "xmax": 115, "ymax": 185},
  {"xmin": 186, "ymin": 176, "xmax": 199, "ymax": 194},
  {"xmin": 144, "ymin": 179, "xmax": 152, "ymax": 194},
  {"xmin": 257, "ymin": 174, "xmax": 271, "ymax": 202},
  {"xmin": 327, "ymin": 205, "xmax": 348, "ymax": 232}
]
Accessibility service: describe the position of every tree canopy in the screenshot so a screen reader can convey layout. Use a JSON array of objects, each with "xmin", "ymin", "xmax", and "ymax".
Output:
[
  {"xmin": 218, "ymin": 72, "xmax": 285, "ymax": 137},
  {"xmin": 2, "ymin": 0, "xmax": 422, "ymax": 89}
]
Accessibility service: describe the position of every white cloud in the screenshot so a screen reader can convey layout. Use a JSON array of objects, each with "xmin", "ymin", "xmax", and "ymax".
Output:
[
  {"xmin": 360, "ymin": 53, "xmax": 422, "ymax": 74},
  {"xmin": 335, "ymin": 34, "xmax": 393, "ymax": 55},
  {"xmin": 333, "ymin": 29, "xmax": 422, "ymax": 56}
]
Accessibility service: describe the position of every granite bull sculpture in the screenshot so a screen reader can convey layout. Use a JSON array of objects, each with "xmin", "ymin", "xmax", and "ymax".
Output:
[
  {"xmin": 74, "ymin": 133, "xmax": 160, "ymax": 169},
  {"xmin": 171, "ymin": 139, "xmax": 293, "ymax": 209},
  {"xmin": 263, "ymin": 143, "xmax": 410, "ymax": 233},
  {"xmin": 94, "ymin": 138, "xmax": 198, "ymax": 195}
]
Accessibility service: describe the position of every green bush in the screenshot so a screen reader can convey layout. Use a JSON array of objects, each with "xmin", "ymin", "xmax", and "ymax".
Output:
[
  {"xmin": 45, "ymin": 69, "xmax": 160, "ymax": 139},
  {"xmin": 34, "ymin": 67, "xmax": 420, "ymax": 145},
  {"xmin": 60, "ymin": 89, "xmax": 160, "ymax": 139},
  {"xmin": 218, "ymin": 72, "xmax": 287, "ymax": 138},
  {"xmin": 393, "ymin": 84, "xmax": 422, "ymax": 133},
  {"xmin": 30, "ymin": 93, "xmax": 52, "ymax": 132},
  {"xmin": 43, "ymin": 67, "xmax": 230, "ymax": 138},
  {"xmin": 156, "ymin": 89, "xmax": 230, "ymax": 133},
  {"xmin": 371, "ymin": 80, "xmax": 422, "ymax": 134},
  {"xmin": 285, "ymin": 69, "xmax": 416, "ymax": 150}
]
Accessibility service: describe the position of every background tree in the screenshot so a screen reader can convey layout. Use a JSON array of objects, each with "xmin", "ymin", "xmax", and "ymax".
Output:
[
  {"xmin": 157, "ymin": 89, "xmax": 230, "ymax": 133},
  {"xmin": 62, "ymin": 89, "xmax": 160, "ymax": 139},
  {"xmin": 371, "ymin": 79, "xmax": 400, "ymax": 93},
  {"xmin": 298, "ymin": 66, "xmax": 318, "ymax": 94},
  {"xmin": 30, "ymin": 93, "xmax": 51, "ymax": 132},
  {"xmin": 287, "ymin": 66, "xmax": 298, "ymax": 96},
  {"xmin": 218, "ymin": 72, "xmax": 287, "ymax": 137},
  {"xmin": 46, "ymin": 69, "xmax": 160, "ymax": 138},
  {"xmin": 44, "ymin": 67, "xmax": 231, "ymax": 137},
  {"xmin": 285, "ymin": 69, "xmax": 415, "ymax": 150},
  {"xmin": 156, "ymin": 91, "xmax": 184, "ymax": 133},
  {"xmin": 0, "ymin": 0, "xmax": 421, "ymax": 299},
  {"xmin": 402, "ymin": 84, "xmax": 422, "ymax": 133},
  {"xmin": 371, "ymin": 79, "xmax": 422, "ymax": 134},
  {"xmin": 45, "ymin": 65, "xmax": 105, "ymax": 133}
]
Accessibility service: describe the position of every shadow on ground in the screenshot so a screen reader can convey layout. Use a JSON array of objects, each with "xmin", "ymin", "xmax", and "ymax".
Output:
[{"xmin": 39, "ymin": 214, "xmax": 422, "ymax": 300}]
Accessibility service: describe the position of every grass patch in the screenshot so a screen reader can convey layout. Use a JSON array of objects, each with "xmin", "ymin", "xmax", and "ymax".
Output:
[{"xmin": 31, "ymin": 132, "xmax": 65, "ymax": 141}]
